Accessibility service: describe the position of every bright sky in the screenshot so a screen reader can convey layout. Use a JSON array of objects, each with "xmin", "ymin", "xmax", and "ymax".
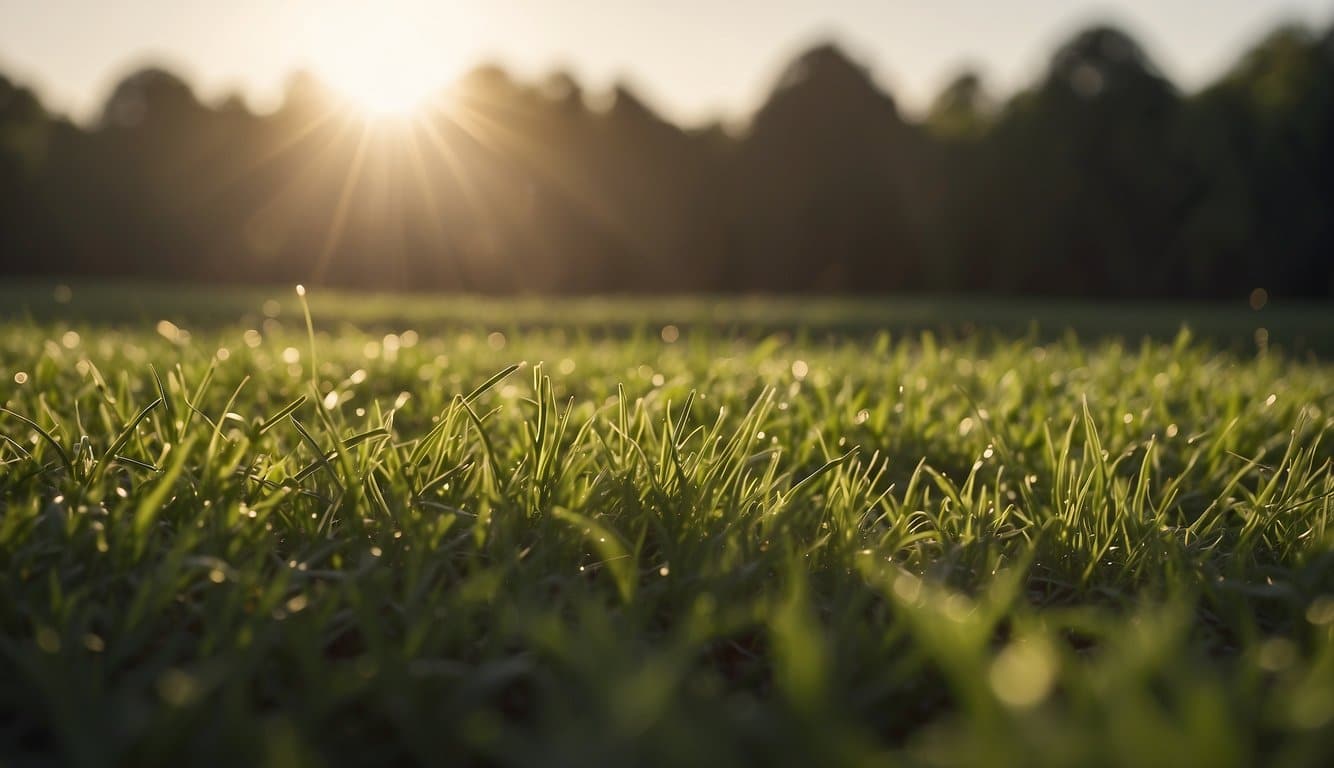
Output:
[{"xmin": 1, "ymin": 0, "xmax": 1330, "ymax": 124}]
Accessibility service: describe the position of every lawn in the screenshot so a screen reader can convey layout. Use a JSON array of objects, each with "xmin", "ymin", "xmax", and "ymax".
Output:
[{"xmin": 1, "ymin": 284, "xmax": 1332, "ymax": 766}]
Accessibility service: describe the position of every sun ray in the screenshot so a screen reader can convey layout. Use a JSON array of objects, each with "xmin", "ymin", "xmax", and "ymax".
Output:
[
  {"xmin": 213, "ymin": 104, "xmax": 344, "ymax": 194},
  {"xmin": 314, "ymin": 121, "xmax": 372, "ymax": 282},
  {"xmin": 243, "ymin": 112, "xmax": 364, "ymax": 257},
  {"xmin": 415, "ymin": 109, "xmax": 490, "ymax": 241},
  {"xmin": 425, "ymin": 107, "xmax": 555, "ymax": 291},
  {"xmin": 401, "ymin": 122, "xmax": 473, "ymax": 288},
  {"xmin": 446, "ymin": 100, "xmax": 628, "ymax": 242}
]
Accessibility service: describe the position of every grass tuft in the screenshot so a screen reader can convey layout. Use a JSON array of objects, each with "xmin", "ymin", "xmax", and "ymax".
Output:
[{"xmin": 0, "ymin": 298, "xmax": 1332, "ymax": 766}]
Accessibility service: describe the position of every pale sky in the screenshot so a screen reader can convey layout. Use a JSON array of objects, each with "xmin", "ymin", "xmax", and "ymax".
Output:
[{"xmin": 1, "ymin": 0, "xmax": 1330, "ymax": 125}]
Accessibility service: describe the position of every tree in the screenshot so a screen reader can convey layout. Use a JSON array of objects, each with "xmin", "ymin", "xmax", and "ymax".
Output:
[
  {"xmin": 1178, "ymin": 25, "xmax": 1334, "ymax": 298},
  {"xmin": 0, "ymin": 75, "xmax": 52, "ymax": 274},
  {"xmin": 976, "ymin": 26, "xmax": 1189, "ymax": 297},
  {"xmin": 0, "ymin": 24, "xmax": 1331, "ymax": 299},
  {"xmin": 727, "ymin": 43, "xmax": 925, "ymax": 293}
]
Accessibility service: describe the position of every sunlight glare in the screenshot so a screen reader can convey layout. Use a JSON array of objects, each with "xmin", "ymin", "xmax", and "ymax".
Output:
[
  {"xmin": 334, "ymin": 66, "xmax": 436, "ymax": 118},
  {"xmin": 309, "ymin": 7, "xmax": 467, "ymax": 119}
]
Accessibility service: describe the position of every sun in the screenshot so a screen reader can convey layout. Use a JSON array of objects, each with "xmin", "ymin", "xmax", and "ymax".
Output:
[
  {"xmin": 306, "ymin": 7, "xmax": 465, "ymax": 119},
  {"xmin": 333, "ymin": 68, "xmax": 437, "ymax": 118}
]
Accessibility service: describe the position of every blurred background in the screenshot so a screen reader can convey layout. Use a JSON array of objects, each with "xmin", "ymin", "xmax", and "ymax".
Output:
[{"xmin": 0, "ymin": 0, "xmax": 1331, "ymax": 298}]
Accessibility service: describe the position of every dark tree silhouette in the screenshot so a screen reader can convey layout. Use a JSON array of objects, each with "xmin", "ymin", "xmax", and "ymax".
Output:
[
  {"xmin": 1177, "ymin": 26, "xmax": 1334, "ymax": 298},
  {"xmin": 0, "ymin": 75, "xmax": 52, "ymax": 273},
  {"xmin": 726, "ymin": 44, "xmax": 926, "ymax": 293},
  {"xmin": 0, "ymin": 22, "xmax": 1331, "ymax": 299},
  {"xmin": 970, "ymin": 27, "xmax": 1189, "ymax": 297}
]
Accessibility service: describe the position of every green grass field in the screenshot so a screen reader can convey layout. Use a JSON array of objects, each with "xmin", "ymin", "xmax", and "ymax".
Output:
[{"xmin": 2, "ymin": 284, "xmax": 1333, "ymax": 766}]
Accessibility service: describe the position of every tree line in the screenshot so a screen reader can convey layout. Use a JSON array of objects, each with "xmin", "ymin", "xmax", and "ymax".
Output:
[{"xmin": 1, "ymin": 22, "xmax": 1331, "ymax": 298}]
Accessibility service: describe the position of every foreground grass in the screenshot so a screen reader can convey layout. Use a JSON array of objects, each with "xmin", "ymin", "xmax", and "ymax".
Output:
[{"xmin": 1, "ymin": 296, "xmax": 1333, "ymax": 766}]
